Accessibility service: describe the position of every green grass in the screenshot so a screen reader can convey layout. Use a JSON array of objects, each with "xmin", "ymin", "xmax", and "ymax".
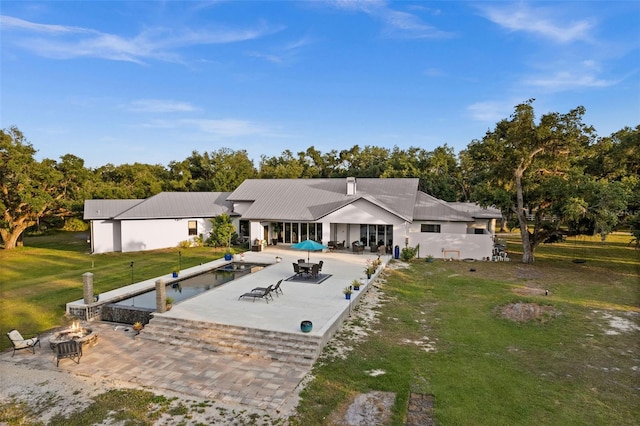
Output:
[
  {"xmin": 0, "ymin": 231, "xmax": 231, "ymax": 352},
  {"xmin": 1, "ymin": 231, "xmax": 638, "ymax": 425},
  {"xmin": 291, "ymin": 233, "xmax": 639, "ymax": 425}
]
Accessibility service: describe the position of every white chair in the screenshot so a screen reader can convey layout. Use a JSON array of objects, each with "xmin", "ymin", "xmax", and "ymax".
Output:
[{"xmin": 6, "ymin": 329, "xmax": 40, "ymax": 356}]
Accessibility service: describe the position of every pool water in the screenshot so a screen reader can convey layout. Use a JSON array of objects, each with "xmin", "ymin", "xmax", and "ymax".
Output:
[{"xmin": 113, "ymin": 262, "xmax": 268, "ymax": 309}]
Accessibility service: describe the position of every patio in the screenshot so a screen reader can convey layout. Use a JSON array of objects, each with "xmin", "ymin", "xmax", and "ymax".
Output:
[{"xmin": 1, "ymin": 247, "xmax": 390, "ymax": 415}]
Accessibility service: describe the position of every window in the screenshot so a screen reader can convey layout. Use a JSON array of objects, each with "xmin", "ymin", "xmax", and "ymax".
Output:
[
  {"xmin": 421, "ymin": 224, "xmax": 441, "ymax": 233},
  {"xmin": 188, "ymin": 220, "xmax": 197, "ymax": 236}
]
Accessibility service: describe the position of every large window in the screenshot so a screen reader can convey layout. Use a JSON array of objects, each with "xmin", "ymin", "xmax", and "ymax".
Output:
[
  {"xmin": 421, "ymin": 224, "xmax": 441, "ymax": 233},
  {"xmin": 188, "ymin": 220, "xmax": 198, "ymax": 236}
]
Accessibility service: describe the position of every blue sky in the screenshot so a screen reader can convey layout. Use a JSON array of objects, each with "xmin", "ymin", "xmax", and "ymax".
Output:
[{"xmin": 1, "ymin": 1, "xmax": 638, "ymax": 168}]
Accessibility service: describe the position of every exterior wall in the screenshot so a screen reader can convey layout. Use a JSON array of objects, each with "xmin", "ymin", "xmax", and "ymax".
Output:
[
  {"xmin": 407, "ymin": 220, "xmax": 494, "ymax": 260},
  {"xmin": 91, "ymin": 220, "xmax": 121, "ymax": 254},
  {"xmin": 120, "ymin": 218, "xmax": 211, "ymax": 253},
  {"xmin": 322, "ymin": 199, "xmax": 405, "ymax": 249}
]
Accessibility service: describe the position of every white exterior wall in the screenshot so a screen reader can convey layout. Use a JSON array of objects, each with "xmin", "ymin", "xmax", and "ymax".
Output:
[
  {"xmin": 120, "ymin": 218, "xmax": 211, "ymax": 253},
  {"xmin": 91, "ymin": 220, "xmax": 121, "ymax": 254},
  {"xmin": 407, "ymin": 221, "xmax": 494, "ymax": 260}
]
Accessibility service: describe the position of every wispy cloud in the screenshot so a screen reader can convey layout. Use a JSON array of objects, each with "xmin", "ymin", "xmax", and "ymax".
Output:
[
  {"xmin": 124, "ymin": 99, "xmax": 199, "ymax": 113},
  {"xmin": 142, "ymin": 118, "xmax": 274, "ymax": 138},
  {"xmin": 524, "ymin": 71, "xmax": 618, "ymax": 90},
  {"xmin": 0, "ymin": 15, "xmax": 281, "ymax": 64},
  {"xmin": 467, "ymin": 100, "xmax": 516, "ymax": 122},
  {"xmin": 248, "ymin": 34, "xmax": 317, "ymax": 65},
  {"xmin": 478, "ymin": 3, "xmax": 595, "ymax": 43},
  {"xmin": 329, "ymin": 0, "xmax": 453, "ymax": 39}
]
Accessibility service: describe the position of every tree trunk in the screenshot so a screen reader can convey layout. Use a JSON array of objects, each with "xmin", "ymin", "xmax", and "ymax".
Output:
[
  {"xmin": 515, "ymin": 167, "xmax": 535, "ymax": 264},
  {"xmin": 0, "ymin": 222, "xmax": 30, "ymax": 250}
]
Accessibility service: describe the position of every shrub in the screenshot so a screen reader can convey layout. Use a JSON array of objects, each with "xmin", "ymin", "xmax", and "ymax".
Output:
[
  {"xmin": 400, "ymin": 246, "xmax": 417, "ymax": 261},
  {"xmin": 63, "ymin": 218, "xmax": 89, "ymax": 232}
]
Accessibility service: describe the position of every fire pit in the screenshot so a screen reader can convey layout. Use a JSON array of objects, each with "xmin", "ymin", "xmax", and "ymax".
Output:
[{"xmin": 49, "ymin": 322, "xmax": 98, "ymax": 350}]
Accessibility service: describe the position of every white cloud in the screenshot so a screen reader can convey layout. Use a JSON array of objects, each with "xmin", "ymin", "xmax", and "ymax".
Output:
[
  {"xmin": 0, "ymin": 15, "xmax": 281, "ymax": 64},
  {"xmin": 479, "ymin": 3, "xmax": 595, "ymax": 43},
  {"xmin": 142, "ymin": 118, "xmax": 273, "ymax": 138},
  {"xmin": 329, "ymin": 0, "xmax": 453, "ymax": 39},
  {"xmin": 524, "ymin": 71, "xmax": 618, "ymax": 90},
  {"xmin": 124, "ymin": 100, "xmax": 198, "ymax": 113},
  {"xmin": 467, "ymin": 101, "xmax": 515, "ymax": 122}
]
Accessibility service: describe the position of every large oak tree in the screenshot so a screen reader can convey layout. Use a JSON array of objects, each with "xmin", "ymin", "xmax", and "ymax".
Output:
[
  {"xmin": 462, "ymin": 101, "xmax": 595, "ymax": 263},
  {"xmin": 1, "ymin": 127, "xmax": 85, "ymax": 249}
]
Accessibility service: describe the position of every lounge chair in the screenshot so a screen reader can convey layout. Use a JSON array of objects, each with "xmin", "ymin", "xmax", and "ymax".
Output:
[
  {"xmin": 252, "ymin": 279, "xmax": 283, "ymax": 297},
  {"xmin": 54, "ymin": 340, "xmax": 82, "ymax": 366},
  {"xmin": 239, "ymin": 285, "xmax": 273, "ymax": 303},
  {"xmin": 6, "ymin": 329, "xmax": 40, "ymax": 357}
]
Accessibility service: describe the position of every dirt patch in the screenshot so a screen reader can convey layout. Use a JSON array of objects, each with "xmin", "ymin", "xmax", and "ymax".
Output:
[
  {"xmin": 328, "ymin": 391, "xmax": 396, "ymax": 426},
  {"xmin": 499, "ymin": 302, "xmax": 560, "ymax": 323},
  {"xmin": 512, "ymin": 286, "xmax": 549, "ymax": 296},
  {"xmin": 406, "ymin": 393, "xmax": 435, "ymax": 426}
]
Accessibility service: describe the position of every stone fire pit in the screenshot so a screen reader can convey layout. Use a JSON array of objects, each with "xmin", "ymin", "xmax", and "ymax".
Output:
[{"xmin": 49, "ymin": 324, "xmax": 99, "ymax": 350}]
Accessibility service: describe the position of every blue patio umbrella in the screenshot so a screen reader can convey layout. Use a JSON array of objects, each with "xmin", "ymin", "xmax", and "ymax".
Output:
[{"xmin": 291, "ymin": 239, "xmax": 327, "ymax": 262}]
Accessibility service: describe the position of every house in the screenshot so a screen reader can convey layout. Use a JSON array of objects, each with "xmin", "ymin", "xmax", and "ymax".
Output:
[
  {"xmin": 84, "ymin": 177, "xmax": 502, "ymax": 259},
  {"xmin": 84, "ymin": 192, "xmax": 233, "ymax": 254}
]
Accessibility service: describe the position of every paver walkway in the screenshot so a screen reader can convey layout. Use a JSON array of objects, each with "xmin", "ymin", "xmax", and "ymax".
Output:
[{"xmin": 1, "ymin": 323, "xmax": 307, "ymax": 412}]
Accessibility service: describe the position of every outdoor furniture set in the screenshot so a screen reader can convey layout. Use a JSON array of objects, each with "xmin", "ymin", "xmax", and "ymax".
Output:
[{"xmin": 6, "ymin": 328, "xmax": 82, "ymax": 367}]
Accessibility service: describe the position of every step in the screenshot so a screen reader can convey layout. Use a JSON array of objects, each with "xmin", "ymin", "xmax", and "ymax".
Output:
[{"xmin": 137, "ymin": 316, "xmax": 323, "ymax": 367}]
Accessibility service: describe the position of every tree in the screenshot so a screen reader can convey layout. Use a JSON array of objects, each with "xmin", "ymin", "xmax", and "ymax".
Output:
[
  {"xmin": 463, "ymin": 101, "xmax": 595, "ymax": 263},
  {"xmin": 0, "ymin": 127, "xmax": 85, "ymax": 249},
  {"xmin": 206, "ymin": 213, "xmax": 236, "ymax": 249}
]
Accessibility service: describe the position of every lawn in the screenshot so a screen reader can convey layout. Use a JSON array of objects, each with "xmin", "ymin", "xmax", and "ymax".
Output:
[
  {"xmin": 1, "ymin": 231, "xmax": 638, "ymax": 425},
  {"xmin": 0, "ymin": 231, "xmax": 229, "ymax": 352},
  {"xmin": 291, "ymin": 233, "xmax": 639, "ymax": 425}
]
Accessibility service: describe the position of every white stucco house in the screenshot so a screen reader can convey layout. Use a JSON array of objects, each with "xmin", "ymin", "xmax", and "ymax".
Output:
[{"xmin": 84, "ymin": 177, "xmax": 502, "ymax": 259}]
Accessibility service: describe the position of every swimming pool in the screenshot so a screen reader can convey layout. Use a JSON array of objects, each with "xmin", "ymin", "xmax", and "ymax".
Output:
[{"xmin": 112, "ymin": 262, "xmax": 269, "ymax": 310}]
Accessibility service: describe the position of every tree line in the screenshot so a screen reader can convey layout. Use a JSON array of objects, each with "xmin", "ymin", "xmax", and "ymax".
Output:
[{"xmin": 2, "ymin": 101, "xmax": 638, "ymax": 262}]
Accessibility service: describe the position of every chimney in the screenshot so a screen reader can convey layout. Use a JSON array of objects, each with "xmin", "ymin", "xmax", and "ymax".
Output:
[{"xmin": 346, "ymin": 177, "xmax": 357, "ymax": 195}]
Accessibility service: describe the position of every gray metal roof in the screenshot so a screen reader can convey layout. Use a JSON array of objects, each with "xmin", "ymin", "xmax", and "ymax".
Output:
[
  {"xmin": 413, "ymin": 192, "xmax": 473, "ymax": 222},
  {"xmin": 114, "ymin": 192, "xmax": 233, "ymax": 219},
  {"xmin": 84, "ymin": 199, "xmax": 143, "ymax": 220},
  {"xmin": 84, "ymin": 193, "xmax": 232, "ymax": 220},
  {"xmin": 227, "ymin": 178, "xmax": 419, "ymax": 222},
  {"xmin": 448, "ymin": 202, "xmax": 503, "ymax": 219}
]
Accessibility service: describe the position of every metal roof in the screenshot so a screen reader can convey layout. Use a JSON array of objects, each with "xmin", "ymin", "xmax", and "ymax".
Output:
[
  {"xmin": 447, "ymin": 202, "xmax": 503, "ymax": 219},
  {"xmin": 83, "ymin": 193, "xmax": 232, "ymax": 220},
  {"xmin": 227, "ymin": 178, "xmax": 419, "ymax": 222},
  {"xmin": 413, "ymin": 192, "xmax": 473, "ymax": 222},
  {"xmin": 114, "ymin": 192, "xmax": 233, "ymax": 219},
  {"xmin": 83, "ymin": 199, "xmax": 143, "ymax": 220}
]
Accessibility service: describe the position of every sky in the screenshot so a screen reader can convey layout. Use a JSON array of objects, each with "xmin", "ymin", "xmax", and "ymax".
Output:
[{"xmin": 1, "ymin": 1, "xmax": 639, "ymax": 169}]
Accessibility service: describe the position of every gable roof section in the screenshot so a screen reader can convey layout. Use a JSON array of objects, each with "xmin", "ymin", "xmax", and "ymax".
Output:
[
  {"xmin": 84, "ymin": 193, "xmax": 233, "ymax": 220},
  {"xmin": 84, "ymin": 199, "xmax": 143, "ymax": 220},
  {"xmin": 227, "ymin": 178, "xmax": 419, "ymax": 222},
  {"xmin": 448, "ymin": 202, "xmax": 503, "ymax": 219},
  {"xmin": 413, "ymin": 192, "xmax": 473, "ymax": 222},
  {"xmin": 114, "ymin": 192, "xmax": 233, "ymax": 219}
]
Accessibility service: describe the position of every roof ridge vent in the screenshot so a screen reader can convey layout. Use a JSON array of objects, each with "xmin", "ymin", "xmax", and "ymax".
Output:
[{"xmin": 346, "ymin": 177, "xmax": 357, "ymax": 195}]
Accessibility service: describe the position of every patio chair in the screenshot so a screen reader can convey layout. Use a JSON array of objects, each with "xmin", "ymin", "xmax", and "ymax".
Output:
[
  {"xmin": 54, "ymin": 340, "xmax": 82, "ymax": 366},
  {"xmin": 252, "ymin": 279, "xmax": 283, "ymax": 297},
  {"xmin": 318, "ymin": 260, "xmax": 324, "ymax": 272},
  {"xmin": 238, "ymin": 285, "xmax": 273, "ymax": 303},
  {"xmin": 337, "ymin": 240, "xmax": 345, "ymax": 250},
  {"xmin": 310, "ymin": 263, "xmax": 320, "ymax": 279},
  {"xmin": 298, "ymin": 259, "xmax": 306, "ymax": 264},
  {"xmin": 6, "ymin": 329, "xmax": 40, "ymax": 357},
  {"xmin": 293, "ymin": 263, "xmax": 304, "ymax": 277}
]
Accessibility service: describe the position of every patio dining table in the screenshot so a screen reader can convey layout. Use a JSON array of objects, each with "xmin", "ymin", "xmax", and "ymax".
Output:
[{"xmin": 297, "ymin": 262, "xmax": 318, "ymax": 275}]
